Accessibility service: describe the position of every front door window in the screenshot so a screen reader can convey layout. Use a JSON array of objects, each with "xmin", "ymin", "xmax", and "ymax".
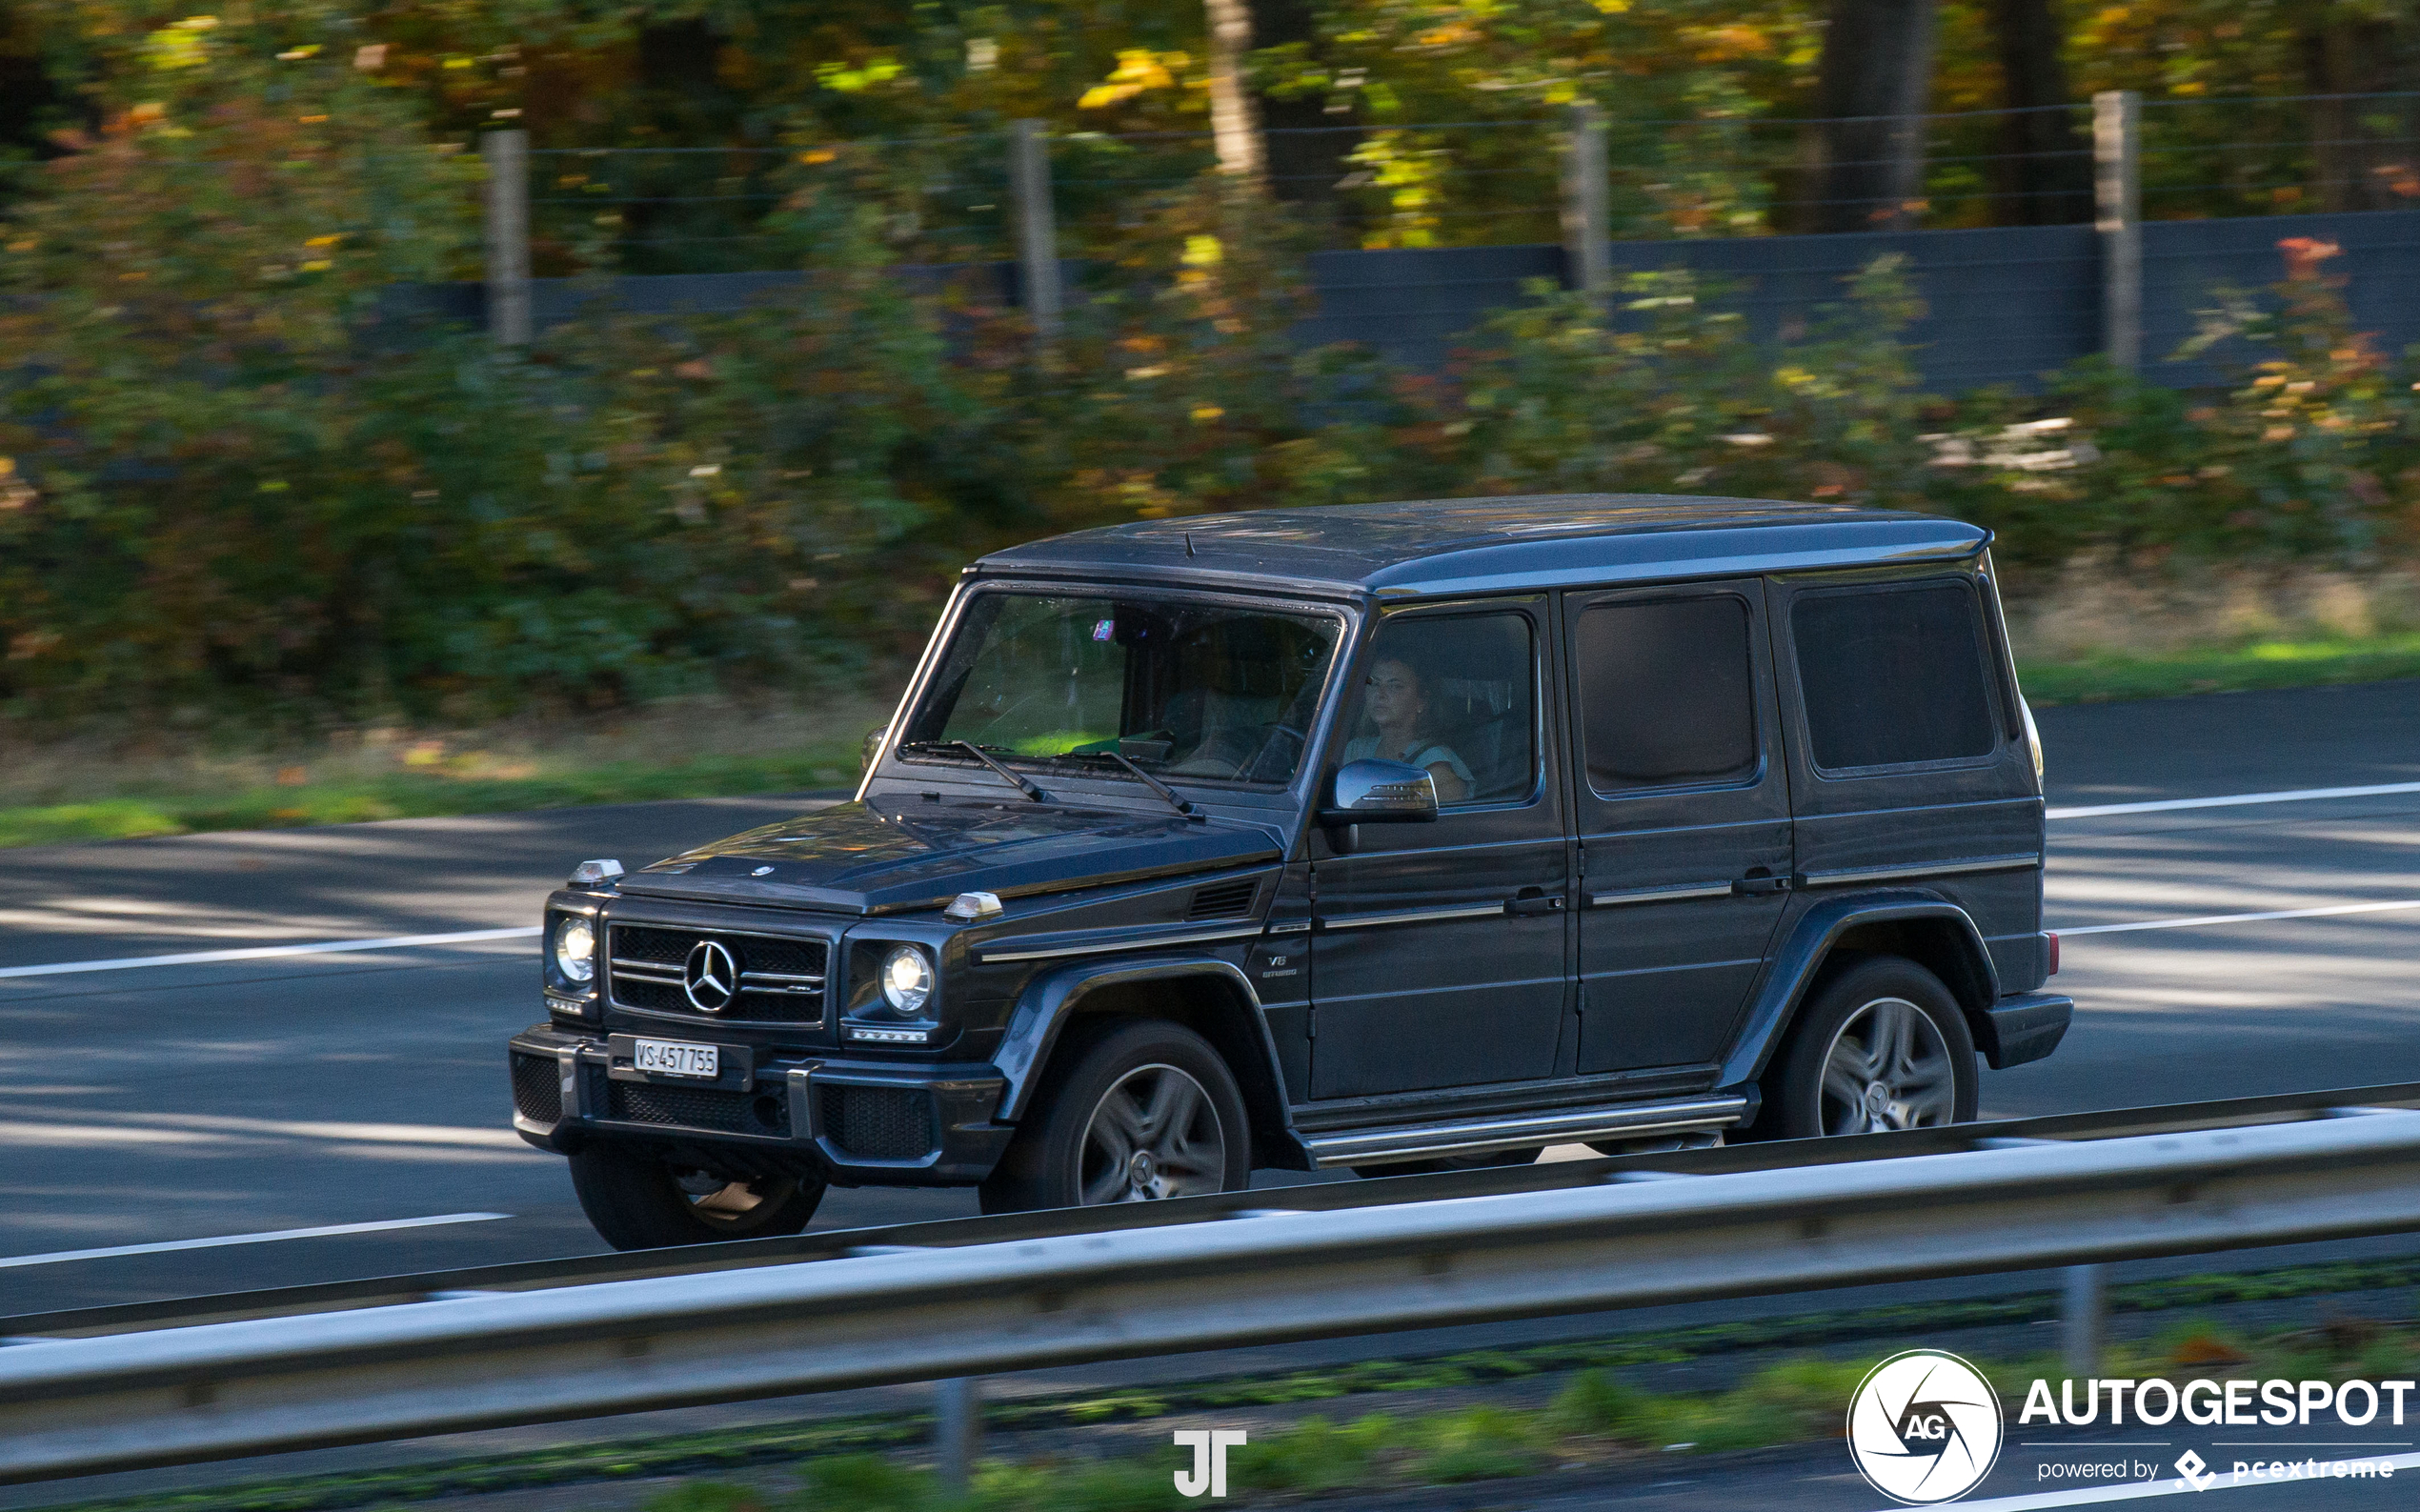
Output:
[{"xmin": 1309, "ymin": 604, "xmax": 1568, "ymax": 1099}]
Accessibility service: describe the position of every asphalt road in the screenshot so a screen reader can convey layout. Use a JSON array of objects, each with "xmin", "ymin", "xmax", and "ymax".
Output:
[
  {"xmin": 5, "ymin": 680, "xmax": 2420, "ymax": 1308},
  {"xmin": 3, "ymin": 678, "xmax": 2419, "ymax": 1510}
]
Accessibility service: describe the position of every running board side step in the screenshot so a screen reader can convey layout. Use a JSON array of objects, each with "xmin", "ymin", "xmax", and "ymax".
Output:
[{"xmin": 1302, "ymin": 1093, "xmax": 1748, "ymax": 1168}]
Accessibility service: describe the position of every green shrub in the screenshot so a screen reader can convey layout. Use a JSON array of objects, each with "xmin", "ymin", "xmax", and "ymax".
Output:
[
  {"xmin": 641, "ymin": 1483, "xmax": 776, "ymax": 1512},
  {"xmin": 796, "ymin": 1453, "xmax": 942, "ymax": 1511},
  {"xmin": 8, "ymin": 30, "xmax": 2418, "ymax": 729},
  {"xmin": 1549, "ymin": 1368, "xmax": 1655, "ymax": 1437},
  {"xmin": 1225, "ymin": 1415, "xmax": 1382, "ymax": 1493},
  {"xmin": 1402, "ymin": 1405, "xmax": 1545, "ymax": 1484}
]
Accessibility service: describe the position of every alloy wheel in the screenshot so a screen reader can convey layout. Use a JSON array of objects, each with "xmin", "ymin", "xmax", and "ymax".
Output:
[
  {"xmin": 1076, "ymin": 1062, "xmax": 1228, "ymax": 1203},
  {"xmin": 1816, "ymin": 996, "xmax": 1958, "ymax": 1135}
]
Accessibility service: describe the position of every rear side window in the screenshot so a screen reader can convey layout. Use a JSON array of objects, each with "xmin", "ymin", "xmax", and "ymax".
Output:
[
  {"xmin": 1792, "ymin": 580, "xmax": 1998, "ymax": 771},
  {"xmin": 1573, "ymin": 595, "xmax": 1761, "ymax": 793}
]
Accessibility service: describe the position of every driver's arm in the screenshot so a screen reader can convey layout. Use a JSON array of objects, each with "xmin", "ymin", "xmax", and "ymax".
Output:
[{"xmin": 1425, "ymin": 761, "xmax": 1469, "ymax": 803}]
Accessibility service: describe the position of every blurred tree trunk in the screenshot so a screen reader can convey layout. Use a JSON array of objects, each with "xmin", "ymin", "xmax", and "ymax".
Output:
[
  {"xmin": 1988, "ymin": 0, "xmax": 2088, "ymax": 224},
  {"xmin": 0, "ymin": 0, "xmax": 70, "ymax": 205},
  {"xmin": 1204, "ymin": 0, "xmax": 1264, "ymax": 180},
  {"xmin": 2305, "ymin": 9, "xmax": 2412, "ymax": 212},
  {"xmin": 1251, "ymin": 0, "xmax": 1358, "ymax": 234},
  {"xmin": 1808, "ymin": 0, "xmax": 1937, "ymax": 233}
]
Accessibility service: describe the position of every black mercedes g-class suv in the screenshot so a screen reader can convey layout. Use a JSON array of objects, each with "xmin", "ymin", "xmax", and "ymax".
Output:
[{"xmin": 510, "ymin": 495, "xmax": 2072, "ymax": 1248}]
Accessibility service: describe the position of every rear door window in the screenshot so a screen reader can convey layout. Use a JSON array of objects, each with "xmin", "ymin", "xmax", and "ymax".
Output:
[
  {"xmin": 1791, "ymin": 580, "xmax": 1999, "ymax": 771},
  {"xmin": 1572, "ymin": 594, "xmax": 1761, "ymax": 794}
]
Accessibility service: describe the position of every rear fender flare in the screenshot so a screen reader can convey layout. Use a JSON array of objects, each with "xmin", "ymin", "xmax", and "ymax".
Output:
[
  {"xmin": 993, "ymin": 957, "xmax": 1301, "ymax": 1162},
  {"xmin": 1719, "ymin": 895, "xmax": 2002, "ymax": 1092}
]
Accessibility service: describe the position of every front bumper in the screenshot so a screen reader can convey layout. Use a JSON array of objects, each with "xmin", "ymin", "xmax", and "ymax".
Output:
[{"xmin": 507, "ymin": 1025, "xmax": 1014, "ymax": 1186}]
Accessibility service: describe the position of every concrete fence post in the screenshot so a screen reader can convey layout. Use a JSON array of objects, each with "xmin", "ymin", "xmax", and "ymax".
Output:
[
  {"xmin": 935, "ymin": 1376, "xmax": 981, "ymax": 1492},
  {"xmin": 480, "ymin": 129, "xmax": 532, "ymax": 348},
  {"xmin": 1008, "ymin": 121, "xmax": 1063, "ymax": 342},
  {"xmin": 1561, "ymin": 102, "xmax": 1611, "ymax": 297},
  {"xmin": 2063, "ymin": 1263, "xmax": 2108, "ymax": 1380},
  {"xmin": 2093, "ymin": 91, "xmax": 2141, "ymax": 372}
]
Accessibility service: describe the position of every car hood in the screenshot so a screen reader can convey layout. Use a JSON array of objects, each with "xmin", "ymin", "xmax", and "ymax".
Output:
[{"xmin": 615, "ymin": 799, "xmax": 1285, "ymax": 916}]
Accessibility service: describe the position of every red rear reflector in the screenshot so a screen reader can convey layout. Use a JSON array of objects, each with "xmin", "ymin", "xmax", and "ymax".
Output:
[{"xmin": 2045, "ymin": 931, "xmax": 2061, "ymax": 976}]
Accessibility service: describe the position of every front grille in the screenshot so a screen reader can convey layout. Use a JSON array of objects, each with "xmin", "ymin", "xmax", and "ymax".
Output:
[
  {"xmin": 605, "ymin": 1079, "xmax": 793, "ymax": 1139},
  {"xmin": 606, "ymin": 923, "xmax": 827, "ymax": 1022},
  {"xmin": 822, "ymin": 1084, "xmax": 937, "ymax": 1161},
  {"xmin": 510, "ymin": 1053, "xmax": 562, "ymax": 1124},
  {"xmin": 1187, "ymin": 877, "xmax": 1260, "ymax": 921}
]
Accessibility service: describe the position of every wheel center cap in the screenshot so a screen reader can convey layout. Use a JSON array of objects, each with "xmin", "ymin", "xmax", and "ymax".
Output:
[
  {"xmin": 1864, "ymin": 1082, "xmax": 1890, "ymax": 1116},
  {"xmin": 1127, "ymin": 1150, "xmax": 1157, "ymax": 1187}
]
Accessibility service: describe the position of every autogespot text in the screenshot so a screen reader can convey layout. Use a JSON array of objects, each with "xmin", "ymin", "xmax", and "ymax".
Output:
[{"xmin": 2021, "ymin": 1375, "xmax": 2420, "ymax": 1427}]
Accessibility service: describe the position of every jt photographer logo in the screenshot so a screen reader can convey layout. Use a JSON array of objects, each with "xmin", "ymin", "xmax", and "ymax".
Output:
[
  {"xmin": 1846, "ymin": 1351, "xmax": 2006, "ymax": 1504},
  {"xmin": 1173, "ymin": 1429, "xmax": 1247, "ymax": 1498}
]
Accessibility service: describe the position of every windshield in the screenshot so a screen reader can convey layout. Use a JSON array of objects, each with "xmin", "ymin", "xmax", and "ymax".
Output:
[{"xmin": 900, "ymin": 591, "xmax": 1342, "ymax": 787}]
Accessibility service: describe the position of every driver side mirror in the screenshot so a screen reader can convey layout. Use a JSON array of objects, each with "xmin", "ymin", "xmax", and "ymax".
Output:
[{"xmin": 1319, "ymin": 758, "xmax": 1440, "ymax": 825}]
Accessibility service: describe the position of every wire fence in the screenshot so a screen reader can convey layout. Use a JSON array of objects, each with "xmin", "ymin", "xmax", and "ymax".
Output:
[{"xmin": 507, "ymin": 91, "xmax": 2420, "ymax": 278}]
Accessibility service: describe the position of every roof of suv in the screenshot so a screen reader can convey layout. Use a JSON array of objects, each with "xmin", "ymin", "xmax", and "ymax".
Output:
[{"xmin": 974, "ymin": 494, "xmax": 1990, "ymax": 599}]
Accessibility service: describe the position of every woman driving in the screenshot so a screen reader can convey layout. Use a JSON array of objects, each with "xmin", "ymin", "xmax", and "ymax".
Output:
[{"xmin": 1342, "ymin": 655, "xmax": 1472, "ymax": 803}]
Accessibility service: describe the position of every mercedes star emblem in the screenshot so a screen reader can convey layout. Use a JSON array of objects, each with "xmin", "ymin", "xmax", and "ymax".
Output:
[{"xmin": 683, "ymin": 938, "xmax": 738, "ymax": 1012}]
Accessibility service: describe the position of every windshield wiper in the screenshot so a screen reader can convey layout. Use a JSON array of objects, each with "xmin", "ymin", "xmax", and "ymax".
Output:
[
  {"xmin": 1053, "ymin": 749, "xmax": 1200, "ymax": 819},
  {"xmin": 897, "ymin": 739, "xmax": 1050, "ymax": 802}
]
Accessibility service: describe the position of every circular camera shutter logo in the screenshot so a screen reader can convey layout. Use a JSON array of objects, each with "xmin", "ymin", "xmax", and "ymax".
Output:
[{"xmin": 1846, "ymin": 1350, "xmax": 2004, "ymax": 1504}]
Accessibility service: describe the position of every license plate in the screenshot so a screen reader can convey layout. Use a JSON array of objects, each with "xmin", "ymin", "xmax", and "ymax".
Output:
[{"xmin": 633, "ymin": 1038, "xmax": 719, "ymax": 1079}]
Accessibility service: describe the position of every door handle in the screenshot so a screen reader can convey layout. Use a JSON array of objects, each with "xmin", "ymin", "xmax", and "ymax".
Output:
[
  {"xmin": 1505, "ymin": 891, "xmax": 1565, "ymax": 917},
  {"xmin": 1734, "ymin": 874, "xmax": 1791, "ymax": 896}
]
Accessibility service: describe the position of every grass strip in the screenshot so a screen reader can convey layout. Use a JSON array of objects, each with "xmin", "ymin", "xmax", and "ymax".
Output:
[
  {"xmin": 6, "ymin": 648, "xmax": 2420, "ymax": 850},
  {"xmin": 2017, "ymin": 635, "xmax": 2420, "ymax": 706},
  {"xmin": 41, "ymin": 1252, "xmax": 2420, "ymax": 1512},
  {"xmin": 0, "ymin": 751, "xmax": 859, "ymax": 850}
]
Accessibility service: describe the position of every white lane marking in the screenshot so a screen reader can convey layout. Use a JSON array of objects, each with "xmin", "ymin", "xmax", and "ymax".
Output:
[
  {"xmin": 0, "ymin": 1114, "xmax": 532, "ymax": 1151},
  {"xmin": 2049, "ymin": 779, "xmax": 2420, "ymax": 820},
  {"xmin": 0, "ymin": 779, "xmax": 2405, "ymax": 978},
  {"xmin": 1867, "ymin": 1448, "xmax": 2420, "ymax": 1509},
  {"xmin": 0, "ymin": 1212, "xmax": 513, "ymax": 1271},
  {"xmin": 0, "ymin": 925, "xmax": 540, "ymax": 980},
  {"xmin": 2059, "ymin": 898, "xmax": 2420, "ymax": 936}
]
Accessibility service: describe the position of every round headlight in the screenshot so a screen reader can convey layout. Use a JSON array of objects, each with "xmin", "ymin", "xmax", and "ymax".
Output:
[
  {"xmin": 554, "ymin": 917, "xmax": 596, "ymax": 984},
  {"xmin": 879, "ymin": 944, "xmax": 934, "ymax": 1016}
]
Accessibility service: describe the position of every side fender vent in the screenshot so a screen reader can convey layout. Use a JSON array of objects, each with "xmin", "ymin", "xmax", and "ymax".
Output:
[{"xmin": 1187, "ymin": 877, "xmax": 1260, "ymax": 921}]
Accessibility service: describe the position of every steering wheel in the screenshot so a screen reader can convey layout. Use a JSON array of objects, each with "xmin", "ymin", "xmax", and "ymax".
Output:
[{"xmin": 1242, "ymin": 723, "xmax": 1307, "ymax": 783}]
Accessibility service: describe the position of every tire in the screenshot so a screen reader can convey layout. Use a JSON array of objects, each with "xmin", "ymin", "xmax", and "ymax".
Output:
[
  {"xmin": 570, "ymin": 1145, "xmax": 825, "ymax": 1250},
  {"xmin": 1350, "ymin": 1147, "xmax": 1542, "ymax": 1180},
  {"xmin": 1767, "ymin": 957, "xmax": 1979, "ymax": 1139},
  {"xmin": 979, "ymin": 1018, "xmax": 1251, "ymax": 1214}
]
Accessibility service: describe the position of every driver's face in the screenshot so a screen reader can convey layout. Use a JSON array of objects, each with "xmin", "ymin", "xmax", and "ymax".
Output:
[{"xmin": 1364, "ymin": 659, "xmax": 1423, "ymax": 729}]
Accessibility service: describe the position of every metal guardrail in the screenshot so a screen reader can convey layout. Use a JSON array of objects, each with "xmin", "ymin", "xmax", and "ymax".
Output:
[
  {"xmin": 12, "ymin": 1079, "xmax": 2415, "ymax": 1342},
  {"xmin": 7, "ymin": 1087, "xmax": 2420, "ymax": 1482}
]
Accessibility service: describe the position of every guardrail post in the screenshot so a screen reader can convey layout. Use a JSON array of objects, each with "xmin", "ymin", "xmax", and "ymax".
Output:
[
  {"xmin": 2063, "ymin": 1263, "xmax": 2108, "ymax": 1379},
  {"xmin": 1008, "ymin": 121, "xmax": 1062, "ymax": 344},
  {"xmin": 2093, "ymin": 90, "xmax": 2141, "ymax": 373},
  {"xmin": 481, "ymin": 129, "xmax": 532, "ymax": 348},
  {"xmin": 935, "ymin": 1376, "xmax": 980, "ymax": 1492},
  {"xmin": 1561, "ymin": 102, "xmax": 1610, "ymax": 297}
]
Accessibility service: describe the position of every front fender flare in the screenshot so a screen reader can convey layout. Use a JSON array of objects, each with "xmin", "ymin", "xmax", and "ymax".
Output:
[
  {"xmin": 1717, "ymin": 894, "xmax": 2001, "ymax": 1090},
  {"xmin": 993, "ymin": 956, "xmax": 1287, "ymax": 1128}
]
